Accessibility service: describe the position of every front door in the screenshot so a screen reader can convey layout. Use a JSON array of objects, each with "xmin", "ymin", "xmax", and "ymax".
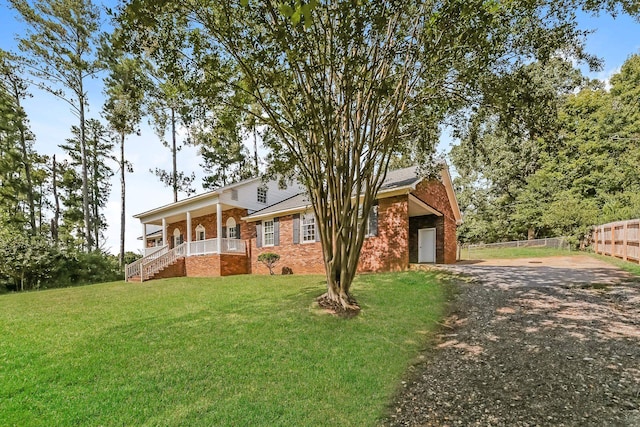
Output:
[{"xmin": 418, "ymin": 228, "xmax": 436, "ymax": 263}]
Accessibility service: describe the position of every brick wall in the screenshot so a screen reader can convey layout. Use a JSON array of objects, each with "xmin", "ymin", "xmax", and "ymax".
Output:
[
  {"xmin": 249, "ymin": 197, "xmax": 411, "ymax": 275},
  {"xmin": 410, "ymin": 179, "xmax": 458, "ymax": 264},
  {"xmin": 185, "ymin": 255, "xmax": 220, "ymax": 277},
  {"xmin": 151, "ymin": 258, "xmax": 186, "ymax": 279},
  {"xmin": 220, "ymin": 254, "xmax": 250, "ymax": 276},
  {"xmin": 359, "ymin": 195, "xmax": 409, "ymax": 272},
  {"xmin": 250, "ymin": 214, "xmax": 326, "ymax": 275}
]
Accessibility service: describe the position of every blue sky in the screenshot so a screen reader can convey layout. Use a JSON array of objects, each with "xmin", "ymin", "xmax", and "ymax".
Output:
[{"xmin": 0, "ymin": 3, "xmax": 639, "ymax": 254}]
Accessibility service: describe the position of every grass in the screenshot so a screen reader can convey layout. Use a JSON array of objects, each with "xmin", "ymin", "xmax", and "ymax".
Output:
[
  {"xmin": 0, "ymin": 271, "xmax": 449, "ymax": 426},
  {"xmin": 460, "ymin": 246, "xmax": 573, "ymax": 260},
  {"xmin": 589, "ymin": 253, "xmax": 640, "ymax": 277}
]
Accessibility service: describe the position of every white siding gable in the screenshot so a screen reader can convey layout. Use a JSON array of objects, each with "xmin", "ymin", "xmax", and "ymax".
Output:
[{"xmin": 218, "ymin": 179, "xmax": 305, "ymax": 211}]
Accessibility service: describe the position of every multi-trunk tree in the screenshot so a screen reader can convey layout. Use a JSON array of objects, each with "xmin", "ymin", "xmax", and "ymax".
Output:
[{"xmin": 115, "ymin": 0, "xmax": 639, "ymax": 311}]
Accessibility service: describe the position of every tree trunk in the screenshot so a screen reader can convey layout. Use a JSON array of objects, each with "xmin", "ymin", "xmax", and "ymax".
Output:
[
  {"xmin": 528, "ymin": 228, "xmax": 535, "ymax": 240},
  {"xmin": 51, "ymin": 155, "xmax": 60, "ymax": 243},
  {"xmin": 171, "ymin": 106, "xmax": 177, "ymax": 203},
  {"xmin": 92, "ymin": 131, "xmax": 100, "ymax": 249},
  {"xmin": 253, "ymin": 125, "xmax": 259, "ymax": 173},
  {"xmin": 119, "ymin": 132, "xmax": 126, "ymax": 266},
  {"xmin": 78, "ymin": 89, "xmax": 92, "ymax": 252},
  {"xmin": 11, "ymin": 82, "xmax": 36, "ymax": 234}
]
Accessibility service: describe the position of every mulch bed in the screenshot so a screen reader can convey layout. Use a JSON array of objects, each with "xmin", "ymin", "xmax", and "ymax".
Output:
[{"xmin": 384, "ymin": 271, "xmax": 640, "ymax": 426}]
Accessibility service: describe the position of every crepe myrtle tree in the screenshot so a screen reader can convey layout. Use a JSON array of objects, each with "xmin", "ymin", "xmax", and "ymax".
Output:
[{"xmin": 115, "ymin": 0, "xmax": 639, "ymax": 311}]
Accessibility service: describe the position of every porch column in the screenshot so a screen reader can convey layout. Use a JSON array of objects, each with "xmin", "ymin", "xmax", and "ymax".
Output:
[
  {"xmin": 162, "ymin": 218, "xmax": 167, "ymax": 247},
  {"xmin": 217, "ymin": 203, "xmax": 223, "ymax": 253},
  {"xmin": 186, "ymin": 211, "xmax": 192, "ymax": 256},
  {"xmin": 142, "ymin": 223, "xmax": 147, "ymax": 254}
]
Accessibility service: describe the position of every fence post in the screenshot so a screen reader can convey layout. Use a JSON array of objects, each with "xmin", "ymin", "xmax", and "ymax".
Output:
[{"xmin": 623, "ymin": 220, "xmax": 628, "ymax": 261}]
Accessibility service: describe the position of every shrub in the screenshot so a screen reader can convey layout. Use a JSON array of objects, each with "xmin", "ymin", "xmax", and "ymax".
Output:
[{"xmin": 257, "ymin": 252, "xmax": 280, "ymax": 275}]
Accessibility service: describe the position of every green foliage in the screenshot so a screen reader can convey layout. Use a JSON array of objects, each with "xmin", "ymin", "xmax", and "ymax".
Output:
[
  {"xmin": 453, "ymin": 54, "xmax": 640, "ymax": 244},
  {"xmin": 0, "ymin": 49, "xmax": 41, "ymax": 235},
  {"xmin": 112, "ymin": 0, "xmax": 639, "ymax": 302},
  {"xmin": 9, "ymin": 0, "xmax": 103, "ymax": 252},
  {"xmin": 257, "ymin": 252, "xmax": 280, "ymax": 275},
  {"xmin": 0, "ymin": 233, "xmax": 58, "ymax": 291},
  {"xmin": 0, "ymin": 231, "xmax": 122, "ymax": 292},
  {"xmin": 59, "ymin": 120, "xmax": 113, "ymax": 249},
  {"xmin": 123, "ymin": 251, "xmax": 142, "ymax": 265},
  {"xmin": 0, "ymin": 271, "xmax": 447, "ymax": 425}
]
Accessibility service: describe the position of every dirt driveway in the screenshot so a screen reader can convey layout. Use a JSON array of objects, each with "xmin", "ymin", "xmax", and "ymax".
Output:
[{"xmin": 387, "ymin": 256, "xmax": 640, "ymax": 426}]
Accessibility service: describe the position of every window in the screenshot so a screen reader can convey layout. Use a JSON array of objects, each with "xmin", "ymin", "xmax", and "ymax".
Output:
[
  {"xmin": 195, "ymin": 224, "xmax": 205, "ymax": 241},
  {"xmin": 173, "ymin": 228, "xmax": 183, "ymax": 247},
  {"xmin": 302, "ymin": 213, "xmax": 316, "ymax": 242},
  {"xmin": 257, "ymin": 186, "xmax": 267, "ymax": 204},
  {"xmin": 226, "ymin": 217, "xmax": 237, "ymax": 239},
  {"xmin": 231, "ymin": 189, "xmax": 238, "ymax": 201},
  {"xmin": 263, "ymin": 219, "xmax": 274, "ymax": 246},
  {"xmin": 358, "ymin": 204, "xmax": 378, "ymax": 237}
]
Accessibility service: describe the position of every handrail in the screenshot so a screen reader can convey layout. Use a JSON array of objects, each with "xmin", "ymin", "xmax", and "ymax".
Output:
[
  {"xmin": 124, "ymin": 245, "xmax": 168, "ymax": 281},
  {"xmin": 140, "ymin": 243, "xmax": 187, "ymax": 282},
  {"xmin": 187, "ymin": 238, "xmax": 246, "ymax": 255},
  {"xmin": 125, "ymin": 239, "xmax": 247, "ymax": 282},
  {"xmin": 144, "ymin": 245, "xmax": 167, "ymax": 258}
]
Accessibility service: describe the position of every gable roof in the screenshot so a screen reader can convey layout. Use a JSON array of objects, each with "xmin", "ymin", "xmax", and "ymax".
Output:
[
  {"xmin": 133, "ymin": 176, "xmax": 262, "ymax": 220},
  {"xmin": 243, "ymin": 165, "xmax": 462, "ymax": 224}
]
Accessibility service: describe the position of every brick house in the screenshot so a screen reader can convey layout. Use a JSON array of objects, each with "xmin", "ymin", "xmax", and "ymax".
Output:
[{"xmin": 125, "ymin": 166, "xmax": 461, "ymax": 281}]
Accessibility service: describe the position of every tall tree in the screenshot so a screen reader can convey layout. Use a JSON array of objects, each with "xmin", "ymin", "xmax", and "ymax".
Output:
[
  {"xmin": 0, "ymin": 50, "xmax": 38, "ymax": 234},
  {"xmin": 117, "ymin": 0, "xmax": 639, "ymax": 310},
  {"xmin": 103, "ymin": 42, "xmax": 149, "ymax": 265},
  {"xmin": 60, "ymin": 120, "xmax": 113, "ymax": 249},
  {"xmin": 10, "ymin": 0, "xmax": 102, "ymax": 251},
  {"xmin": 196, "ymin": 107, "xmax": 255, "ymax": 189}
]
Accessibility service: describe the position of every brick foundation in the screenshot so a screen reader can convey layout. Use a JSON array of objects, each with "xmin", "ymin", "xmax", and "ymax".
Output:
[
  {"xmin": 151, "ymin": 258, "xmax": 186, "ymax": 279},
  {"xmin": 183, "ymin": 253, "xmax": 250, "ymax": 277}
]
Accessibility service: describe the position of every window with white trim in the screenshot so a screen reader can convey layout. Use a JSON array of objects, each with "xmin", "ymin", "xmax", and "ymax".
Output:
[
  {"xmin": 302, "ymin": 213, "xmax": 316, "ymax": 242},
  {"xmin": 195, "ymin": 224, "xmax": 205, "ymax": 241},
  {"xmin": 226, "ymin": 217, "xmax": 237, "ymax": 239},
  {"xmin": 257, "ymin": 186, "xmax": 267, "ymax": 204},
  {"xmin": 263, "ymin": 219, "xmax": 274, "ymax": 246},
  {"xmin": 358, "ymin": 205, "xmax": 377, "ymax": 237}
]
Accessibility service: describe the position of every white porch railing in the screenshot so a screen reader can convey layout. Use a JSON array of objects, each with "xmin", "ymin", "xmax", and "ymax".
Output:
[
  {"xmin": 140, "ymin": 243, "xmax": 187, "ymax": 282},
  {"xmin": 188, "ymin": 238, "xmax": 246, "ymax": 255},
  {"xmin": 125, "ymin": 239, "xmax": 246, "ymax": 281},
  {"xmin": 125, "ymin": 245, "xmax": 168, "ymax": 280},
  {"xmin": 144, "ymin": 245, "xmax": 167, "ymax": 257}
]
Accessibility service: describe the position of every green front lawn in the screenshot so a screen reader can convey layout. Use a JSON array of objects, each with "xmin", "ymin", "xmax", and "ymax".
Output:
[
  {"xmin": 461, "ymin": 246, "xmax": 573, "ymax": 260},
  {"xmin": 0, "ymin": 272, "xmax": 448, "ymax": 426}
]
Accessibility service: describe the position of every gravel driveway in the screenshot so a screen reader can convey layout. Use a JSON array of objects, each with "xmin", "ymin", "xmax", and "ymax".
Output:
[{"xmin": 386, "ymin": 256, "xmax": 640, "ymax": 426}]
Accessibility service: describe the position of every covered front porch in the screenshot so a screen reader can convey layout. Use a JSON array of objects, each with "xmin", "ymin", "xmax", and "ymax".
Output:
[{"xmin": 126, "ymin": 193, "xmax": 250, "ymax": 282}]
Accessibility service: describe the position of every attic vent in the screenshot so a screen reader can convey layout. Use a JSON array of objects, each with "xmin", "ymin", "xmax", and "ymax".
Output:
[
  {"xmin": 231, "ymin": 189, "xmax": 238, "ymax": 201},
  {"xmin": 257, "ymin": 186, "xmax": 267, "ymax": 204}
]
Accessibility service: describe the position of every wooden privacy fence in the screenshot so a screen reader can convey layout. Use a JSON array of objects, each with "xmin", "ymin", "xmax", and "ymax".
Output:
[{"xmin": 592, "ymin": 219, "xmax": 640, "ymax": 263}]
